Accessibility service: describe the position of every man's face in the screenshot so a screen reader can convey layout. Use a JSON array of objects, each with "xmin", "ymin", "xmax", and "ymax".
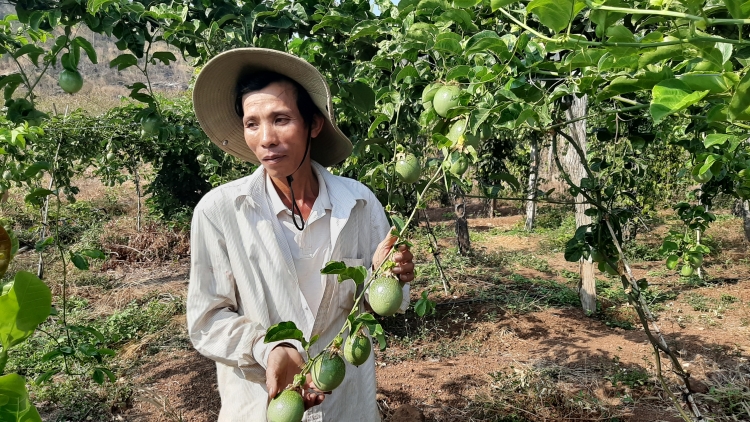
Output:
[{"xmin": 241, "ymin": 81, "xmax": 323, "ymax": 179}]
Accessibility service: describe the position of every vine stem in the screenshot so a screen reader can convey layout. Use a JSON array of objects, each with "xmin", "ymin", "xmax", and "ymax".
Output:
[
  {"xmin": 294, "ymin": 165, "xmax": 445, "ymax": 381},
  {"xmin": 496, "ymin": 7, "xmax": 750, "ymax": 47},
  {"xmin": 586, "ymin": 1, "xmax": 750, "ymax": 26},
  {"xmin": 604, "ymin": 217, "xmax": 704, "ymax": 422},
  {"xmin": 0, "ymin": 348, "xmax": 7, "ymax": 374}
]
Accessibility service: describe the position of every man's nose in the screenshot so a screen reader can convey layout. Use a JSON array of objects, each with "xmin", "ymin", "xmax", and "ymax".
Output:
[{"xmin": 259, "ymin": 122, "xmax": 277, "ymax": 147}]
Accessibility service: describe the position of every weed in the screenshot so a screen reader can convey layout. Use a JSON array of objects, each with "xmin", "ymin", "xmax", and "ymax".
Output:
[
  {"xmin": 720, "ymin": 294, "xmax": 739, "ymax": 304},
  {"xmin": 623, "ymin": 239, "xmax": 663, "ymax": 262},
  {"xmin": 685, "ymin": 293, "xmax": 712, "ymax": 312},
  {"xmin": 471, "ymin": 361, "xmax": 617, "ymax": 421},
  {"xmin": 99, "ymin": 293, "xmax": 185, "ymax": 346}
]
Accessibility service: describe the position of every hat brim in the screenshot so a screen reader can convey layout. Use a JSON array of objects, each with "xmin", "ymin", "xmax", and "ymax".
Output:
[{"xmin": 193, "ymin": 48, "xmax": 352, "ymax": 167}]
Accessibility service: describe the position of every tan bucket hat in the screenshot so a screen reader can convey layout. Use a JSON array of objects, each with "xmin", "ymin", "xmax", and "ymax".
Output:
[{"xmin": 192, "ymin": 48, "xmax": 352, "ymax": 167}]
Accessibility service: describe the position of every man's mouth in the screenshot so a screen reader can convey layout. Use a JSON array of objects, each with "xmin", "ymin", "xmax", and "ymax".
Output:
[{"xmin": 263, "ymin": 154, "xmax": 285, "ymax": 164}]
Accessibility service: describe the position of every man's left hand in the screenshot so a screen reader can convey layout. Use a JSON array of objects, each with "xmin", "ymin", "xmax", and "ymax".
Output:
[{"xmin": 372, "ymin": 227, "xmax": 415, "ymax": 284}]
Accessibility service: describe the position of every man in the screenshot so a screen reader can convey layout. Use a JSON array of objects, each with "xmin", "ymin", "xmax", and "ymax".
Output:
[{"xmin": 188, "ymin": 48, "xmax": 415, "ymax": 421}]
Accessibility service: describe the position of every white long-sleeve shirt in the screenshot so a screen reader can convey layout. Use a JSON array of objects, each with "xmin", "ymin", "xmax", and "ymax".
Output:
[{"xmin": 187, "ymin": 161, "xmax": 408, "ymax": 421}]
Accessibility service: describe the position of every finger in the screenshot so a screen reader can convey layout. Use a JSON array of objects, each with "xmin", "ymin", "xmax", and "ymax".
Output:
[
  {"xmin": 380, "ymin": 227, "xmax": 399, "ymax": 251},
  {"xmin": 392, "ymin": 262, "xmax": 414, "ymax": 274},
  {"xmin": 397, "ymin": 243, "xmax": 410, "ymax": 252},
  {"xmin": 393, "ymin": 250, "xmax": 414, "ymax": 263},
  {"xmin": 399, "ymin": 272, "xmax": 414, "ymax": 283}
]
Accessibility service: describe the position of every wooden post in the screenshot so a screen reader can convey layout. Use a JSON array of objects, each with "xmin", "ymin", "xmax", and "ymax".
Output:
[
  {"xmin": 563, "ymin": 95, "xmax": 596, "ymax": 314},
  {"xmin": 525, "ymin": 135, "xmax": 539, "ymax": 231}
]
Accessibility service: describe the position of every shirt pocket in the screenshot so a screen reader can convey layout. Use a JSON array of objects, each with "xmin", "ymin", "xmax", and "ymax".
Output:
[{"xmin": 337, "ymin": 258, "xmax": 364, "ymax": 311}]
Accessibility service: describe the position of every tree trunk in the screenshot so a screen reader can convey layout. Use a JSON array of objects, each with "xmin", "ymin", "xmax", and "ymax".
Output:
[
  {"xmin": 453, "ymin": 184, "xmax": 471, "ymax": 256},
  {"xmin": 133, "ymin": 159, "xmax": 142, "ymax": 232},
  {"xmin": 742, "ymin": 200, "xmax": 750, "ymax": 243},
  {"xmin": 488, "ymin": 198, "xmax": 495, "ymax": 218},
  {"xmin": 563, "ymin": 95, "xmax": 596, "ymax": 314},
  {"xmin": 525, "ymin": 136, "xmax": 539, "ymax": 231}
]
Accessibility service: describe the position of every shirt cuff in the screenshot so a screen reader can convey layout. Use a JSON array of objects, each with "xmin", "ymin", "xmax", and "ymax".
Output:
[{"xmin": 252, "ymin": 339, "xmax": 305, "ymax": 369}]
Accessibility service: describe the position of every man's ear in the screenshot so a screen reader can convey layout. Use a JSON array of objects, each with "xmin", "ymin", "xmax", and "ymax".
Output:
[{"xmin": 311, "ymin": 114, "xmax": 325, "ymax": 138}]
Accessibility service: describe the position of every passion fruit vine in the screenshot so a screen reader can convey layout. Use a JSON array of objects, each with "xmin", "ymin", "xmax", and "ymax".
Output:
[{"xmin": 267, "ymin": 389, "xmax": 305, "ymax": 422}]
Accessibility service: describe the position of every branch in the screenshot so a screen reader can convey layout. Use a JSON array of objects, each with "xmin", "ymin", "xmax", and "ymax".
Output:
[
  {"xmin": 604, "ymin": 217, "xmax": 705, "ymax": 422},
  {"xmin": 497, "ymin": 7, "xmax": 750, "ymax": 47}
]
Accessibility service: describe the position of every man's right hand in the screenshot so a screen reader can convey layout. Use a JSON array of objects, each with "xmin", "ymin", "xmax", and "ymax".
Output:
[{"xmin": 266, "ymin": 344, "xmax": 326, "ymax": 410}]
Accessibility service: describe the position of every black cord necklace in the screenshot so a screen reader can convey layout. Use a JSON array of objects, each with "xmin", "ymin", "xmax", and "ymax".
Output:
[{"xmin": 285, "ymin": 126, "xmax": 312, "ymax": 231}]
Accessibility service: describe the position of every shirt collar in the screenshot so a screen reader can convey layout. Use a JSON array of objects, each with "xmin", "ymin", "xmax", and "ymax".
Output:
[
  {"xmin": 233, "ymin": 161, "xmax": 368, "ymax": 210},
  {"xmin": 264, "ymin": 165, "xmax": 332, "ymax": 217}
]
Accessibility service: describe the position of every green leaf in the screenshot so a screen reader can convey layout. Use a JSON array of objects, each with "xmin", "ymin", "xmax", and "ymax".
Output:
[
  {"xmin": 446, "ymin": 65, "xmax": 471, "ymax": 81},
  {"xmin": 34, "ymin": 237, "xmax": 54, "ymax": 253},
  {"xmin": 73, "ymin": 37, "xmax": 97, "ymax": 64},
  {"xmin": 395, "ymin": 66, "xmax": 419, "ymax": 84},
  {"xmin": 0, "ymin": 373, "xmax": 42, "ymax": 422},
  {"xmin": 391, "ymin": 215, "xmax": 406, "ymax": 234},
  {"xmin": 0, "ymin": 272, "xmax": 51, "ymax": 350},
  {"xmin": 320, "ymin": 261, "xmax": 347, "ymax": 274},
  {"xmin": 70, "ymin": 253, "xmax": 89, "ymax": 270},
  {"xmin": 92, "ymin": 369, "xmax": 104, "ymax": 385},
  {"xmin": 678, "ymin": 73, "xmax": 731, "ymax": 94},
  {"xmin": 0, "ymin": 226, "xmax": 11, "ymax": 279},
  {"xmin": 659, "ymin": 240, "xmax": 679, "ymax": 254},
  {"xmin": 12, "ymin": 45, "xmax": 45, "ymax": 67},
  {"xmin": 23, "ymin": 162, "xmax": 50, "ymax": 178},
  {"xmin": 638, "ymin": 43, "xmax": 684, "ymax": 69},
  {"xmin": 346, "ymin": 82, "xmax": 375, "ymax": 113},
  {"xmin": 465, "ymin": 31, "xmax": 508, "ymax": 57},
  {"xmin": 454, "ymin": 0, "xmax": 481, "ymax": 7},
  {"xmin": 87, "ymin": 0, "xmax": 115, "ymax": 13},
  {"xmin": 414, "ymin": 291, "xmax": 436, "ymax": 316},
  {"xmin": 40, "ymin": 350, "xmax": 62, "ymax": 363},
  {"xmin": 650, "ymin": 79, "xmax": 709, "ymax": 123},
  {"xmin": 491, "ymin": 0, "xmax": 521, "ymax": 10},
  {"xmin": 80, "ymin": 249, "xmax": 106, "ymax": 260},
  {"xmin": 728, "ymin": 70, "xmax": 750, "ymax": 120},
  {"xmin": 34, "ymin": 369, "xmax": 59, "ymax": 385},
  {"xmin": 434, "ymin": 37, "xmax": 462, "ymax": 55},
  {"xmin": 109, "ymin": 54, "xmax": 138, "ymax": 71},
  {"xmin": 151, "ymin": 52, "xmax": 176, "ymax": 66},
  {"xmin": 339, "ymin": 266, "xmax": 368, "ymax": 285},
  {"xmin": 527, "ymin": 0, "xmax": 576, "ymax": 33},
  {"xmin": 724, "ymin": 0, "xmax": 750, "ymax": 19},
  {"xmin": 701, "ymin": 154, "xmax": 720, "ymax": 175},
  {"xmin": 489, "ymin": 172, "xmax": 521, "ymax": 190},
  {"xmin": 264, "ymin": 321, "xmax": 305, "ymax": 344},
  {"xmin": 704, "ymin": 134, "xmax": 733, "ymax": 148},
  {"xmin": 96, "ymin": 367, "xmax": 116, "ymax": 383}
]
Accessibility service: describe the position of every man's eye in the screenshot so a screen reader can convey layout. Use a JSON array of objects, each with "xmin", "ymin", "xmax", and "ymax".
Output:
[{"xmin": 276, "ymin": 117, "xmax": 290, "ymax": 124}]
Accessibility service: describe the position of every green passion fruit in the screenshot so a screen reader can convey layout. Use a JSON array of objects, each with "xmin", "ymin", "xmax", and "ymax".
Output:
[
  {"xmin": 446, "ymin": 120, "xmax": 479, "ymax": 149},
  {"xmin": 432, "ymin": 85, "xmax": 461, "ymax": 117},
  {"xmin": 344, "ymin": 332, "xmax": 372, "ymax": 367},
  {"xmin": 691, "ymin": 165, "xmax": 712, "ymax": 183},
  {"xmin": 395, "ymin": 154, "xmax": 421, "ymax": 184},
  {"xmin": 311, "ymin": 352, "xmax": 346, "ymax": 392},
  {"xmin": 369, "ymin": 276, "xmax": 403, "ymax": 317},
  {"xmin": 449, "ymin": 155, "xmax": 469, "ymax": 176},
  {"xmin": 686, "ymin": 252, "xmax": 703, "ymax": 269},
  {"xmin": 680, "ymin": 264, "xmax": 695, "ymax": 277},
  {"xmin": 421, "ymin": 83, "xmax": 442, "ymax": 106},
  {"xmin": 267, "ymin": 389, "xmax": 304, "ymax": 422},
  {"xmin": 141, "ymin": 115, "xmax": 161, "ymax": 136},
  {"xmin": 58, "ymin": 69, "xmax": 83, "ymax": 94}
]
